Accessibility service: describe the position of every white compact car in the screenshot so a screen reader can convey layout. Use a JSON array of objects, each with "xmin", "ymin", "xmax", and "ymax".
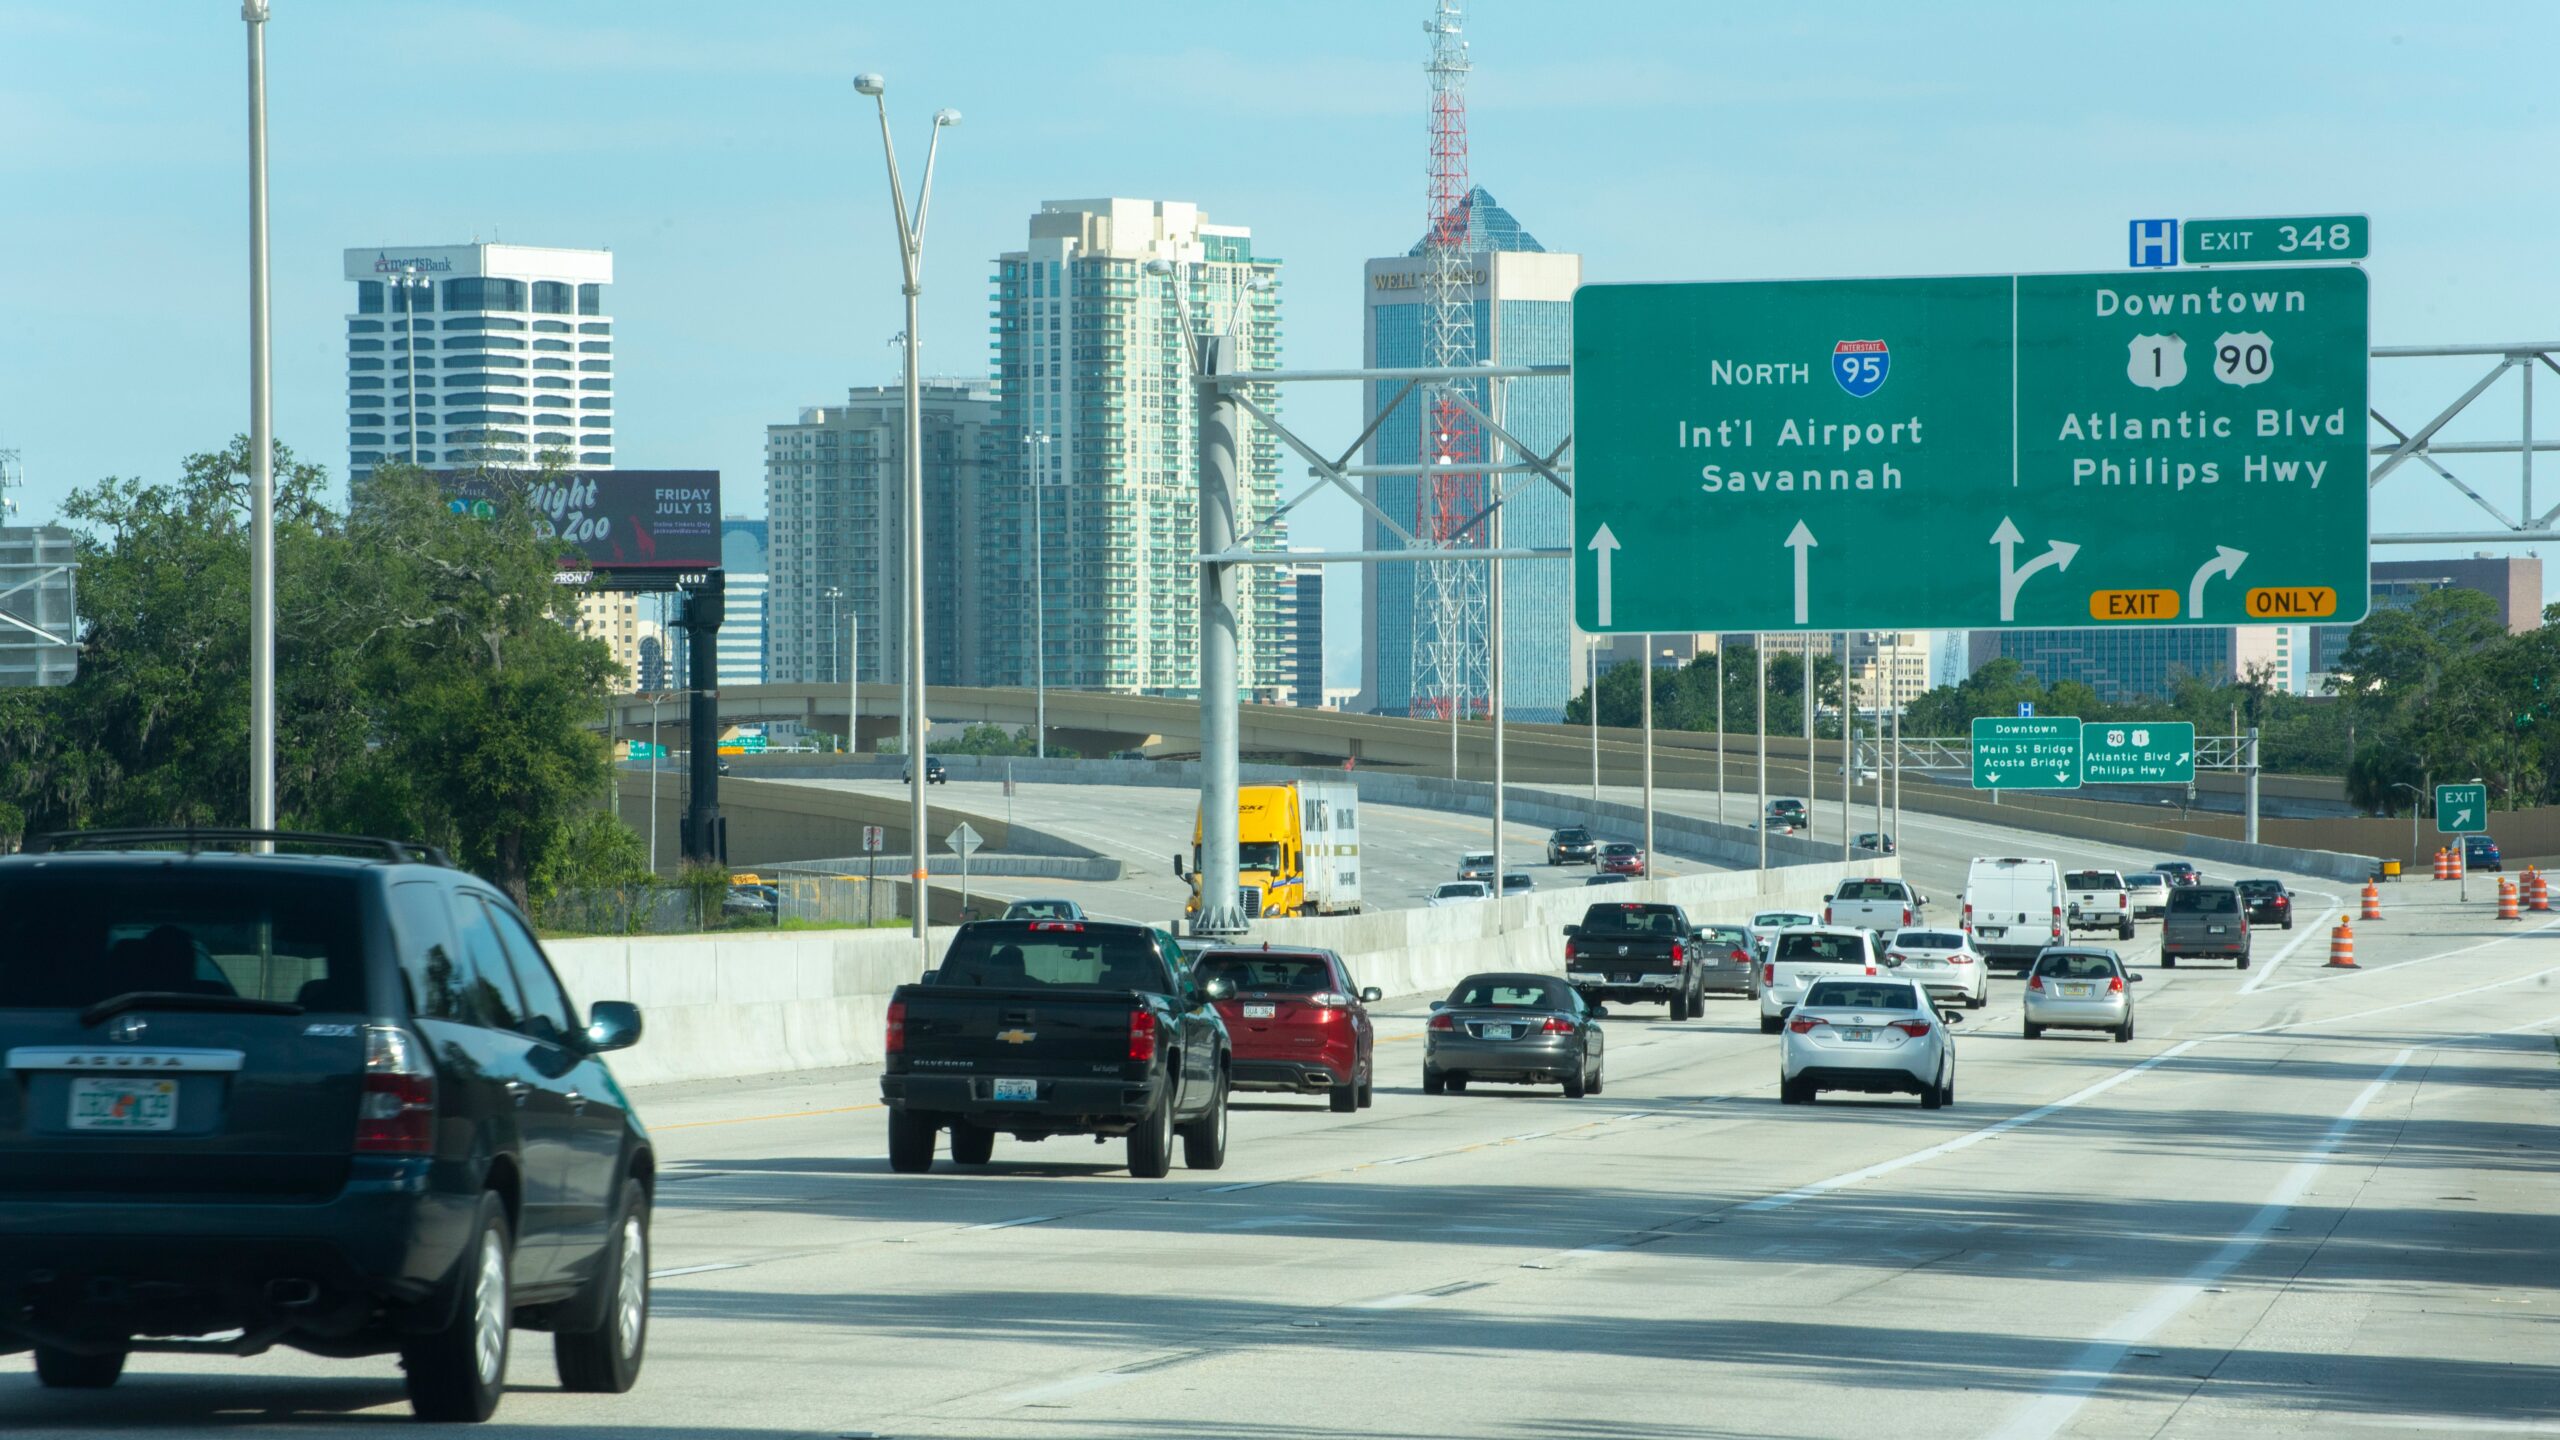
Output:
[
  {"xmin": 1778, "ymin": 976, "xmax": 1962, "ymax": 1108},
  {"xmin": 1884, "ymin": 926, "xmax": 1987, "ymax": 1010}
]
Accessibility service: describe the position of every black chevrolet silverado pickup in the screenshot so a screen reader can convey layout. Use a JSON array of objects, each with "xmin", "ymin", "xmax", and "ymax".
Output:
[{"xmin": 880, "ymin": 919, "xmax": 1233, "ymax": 1178}]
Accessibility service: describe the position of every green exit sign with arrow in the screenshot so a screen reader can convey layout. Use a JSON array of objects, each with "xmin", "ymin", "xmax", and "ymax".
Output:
[
  {"xmin": 1972, "ymin": 716, "xmax": 2082, "ymax": 791},
  {"xmin": 2435, "ymin": 783, "xmax": 2489, "ymax": 835}
]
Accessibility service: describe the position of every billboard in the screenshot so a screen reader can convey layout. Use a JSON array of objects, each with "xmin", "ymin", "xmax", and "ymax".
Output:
[{"xmin": 441, "ymin": 469, "xmax": 721, "ymax": 573}]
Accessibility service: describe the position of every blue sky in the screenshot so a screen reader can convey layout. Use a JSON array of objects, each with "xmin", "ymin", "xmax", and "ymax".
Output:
[{"xmin": 4, "ymin": 2, "xmax": 2557, "ymax": 686}]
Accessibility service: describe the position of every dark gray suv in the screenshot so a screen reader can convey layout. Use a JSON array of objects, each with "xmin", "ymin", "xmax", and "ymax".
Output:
[
  {"xmin": 0, "ymin": 830, "xmax": 654, "ymax": 1422},
  {"xmin": 2162, "ymin": 883, "xmax": 2252, "ymax": 969}
]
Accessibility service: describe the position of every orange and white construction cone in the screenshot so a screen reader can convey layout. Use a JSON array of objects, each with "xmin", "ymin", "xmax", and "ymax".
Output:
[
  {"xmin": 2532, "ymin": 868, "xmax": 2551, "ymax": 913},
  {"xmin": 2434, "ymin": 848, "xmax": 2453, "ymax": 881},
  {"xmin": 2327, "ymin": 919, "xmax": 2357, "ymax": 968},
  {"xmin": 2360, "ymin": 880, "xmax": 2383, "ymax": 921},
  {"xmin": 2498, "ymin": 878, "xmax": 2522, "ymax": 921}
]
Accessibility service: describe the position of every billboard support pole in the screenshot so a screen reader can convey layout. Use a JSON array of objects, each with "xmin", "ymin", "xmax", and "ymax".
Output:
[{"xmin": 679, "ymin": 572, "xmax": 726, "ymax": 868}]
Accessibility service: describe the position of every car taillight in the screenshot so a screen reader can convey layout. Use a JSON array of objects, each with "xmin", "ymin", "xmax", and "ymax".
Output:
[
  {"xmin": 1128, "ymin": 1008, "xmax": 1158, "ymax": 1062},
  {"xmin": 1949, "ymin": 953, "xmax": 1974, "ymax": 966},
  {"xmin": 1822, "ymin": 906, "xmax": 1833, "ymax": 924},
  {"xmin": 1891, "ymin": 1019, "xmax": 1932, "ymax": 1038},
  {"xmin": 2275, "ymin": 896, "xmax": 2289, "ymax": 908},
  {"xmin": 1962, "ymin": 903, "xmax": 1973, "ymax": 931},
  {"xmin": 1564, "ymin": 939, "xmax": 1578, "ymax": 961},
  {"xmin": 1541, "ymin": 1015, "xmax": 1575, "ymax": 1034},
  {"xmin": 1787, "ymin": 1014, "xmax": 1827, "ymax": 1034},
  {"xmin": 1730, "ymin": 948, "xmax": 1748, "ymax": 965},
  {"xmin": 1762, "ymin": 962, "xmax": 1776, "ymax": 987},
  {"xmin": 1902, "ymin": 907, "xmax": 1913, "ymax": 926},
  {"xmin": 2108, "ymin": 975, "xmax": 2125, "ymax": 994},
  {"xmin": 2028, "ymin": 973, "xmax": 2045, "ymax": 991},
  {"xmin": 1428, "ymin": 1011, "xmax": 1455, "ymax": 1031},
  {"xmin": 2052, "ymin": 905, "xmax": 2063, "ymax": 939},
  {"xmin": 886, "ymin": 1000, "xmax": 907, "ymax": 1055},
  {"xmin": 356, "ymin": 1025, "xmax": 435, "ymax": 1155},
  {"xmin": 1669, "ymin": 941, "xmax": 1686, "ymax": 969}
]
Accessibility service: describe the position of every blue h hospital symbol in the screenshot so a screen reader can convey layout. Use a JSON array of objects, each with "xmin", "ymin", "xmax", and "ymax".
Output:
[{"xmin": 2128, "ymin": 219, "xmax": 2178, "ymax": 269}]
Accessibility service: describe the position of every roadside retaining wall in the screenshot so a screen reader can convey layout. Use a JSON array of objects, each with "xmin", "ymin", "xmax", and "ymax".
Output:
[{"xmin": 547, "ymin": 857, "xmax": 1891, "ymax": 1089}]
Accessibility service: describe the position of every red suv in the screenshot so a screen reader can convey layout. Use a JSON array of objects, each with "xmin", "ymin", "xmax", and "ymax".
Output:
[{"xmin": 1192, "ymin": 946, "xmax": 1380, "ymax": 1113}]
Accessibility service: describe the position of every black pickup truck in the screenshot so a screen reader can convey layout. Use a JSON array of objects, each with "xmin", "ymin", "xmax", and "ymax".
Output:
[
  {"xmin": 1562, "ymin": 901, "xmax": 1704, "ymax": 1021},
  {"xmin": 880, "ymin": 919, "xmax": 1233, "ymax": 1178}
]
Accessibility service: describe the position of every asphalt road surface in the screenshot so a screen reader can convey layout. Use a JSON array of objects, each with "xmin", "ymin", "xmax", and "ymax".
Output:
[{"xmin": 9, "ymin": 865, "xmax": 2555, "ymax": 1438}]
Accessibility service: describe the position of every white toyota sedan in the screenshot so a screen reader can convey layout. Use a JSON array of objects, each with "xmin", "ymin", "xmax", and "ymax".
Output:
[{"xmin": 1778, "ymin": 977, "xmax": 1962, "ymax": 1108}]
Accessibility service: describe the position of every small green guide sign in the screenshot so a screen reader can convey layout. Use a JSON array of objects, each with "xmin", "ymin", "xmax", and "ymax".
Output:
[
  {"xmin": 1972, "ymin": 716, "xmax": 2083, "ymax": 791},
  {"xmin": 2080, "ymin": 721, "xmax": 2197, "ymax": 785},
  {"xmin": 2435, "ymin": 783, "xmax": 2489, "ymax": 835},
  {"xmin": 2184, "ymin": 215, "xmax": 2368, "ymax": 266}
]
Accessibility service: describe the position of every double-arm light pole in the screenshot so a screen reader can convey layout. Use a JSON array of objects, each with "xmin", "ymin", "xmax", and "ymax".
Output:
[
  {"xmin": 1023, "ymin": 430, "xmax": 1050, "ymax": 759},
  {"xmin": 855, "ymin": 73, "xmax": 958, "ymax": 962}
]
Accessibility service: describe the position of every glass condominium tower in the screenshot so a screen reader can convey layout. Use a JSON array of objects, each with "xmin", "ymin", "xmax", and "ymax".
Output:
[
  {"xmin": 1359, "ymin": 189, "xmax": 1579, "ymax": 721},
  {"xmin": 990, "ymin": 199, "xmax": 1284, "ymax": 698},
  {"xmin": 342, "ymin": 243, "xmax": 614, "ymax": 481}
]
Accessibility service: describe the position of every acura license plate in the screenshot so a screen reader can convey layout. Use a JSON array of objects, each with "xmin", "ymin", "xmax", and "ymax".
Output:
[
  {"xmin": 69, "ymin": 1077, "xmax": 178, "ymax": 1132},
  {"xmin": 1243, "ymin": 1003, "xmax": 1276, "ymax": 1019},
  {"xmin": 990, "ymin": 1079, "xmax": 1038, "ymax": 1102}
]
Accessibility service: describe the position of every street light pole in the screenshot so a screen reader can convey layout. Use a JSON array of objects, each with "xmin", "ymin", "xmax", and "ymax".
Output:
[
  {"xmin": 855, "ymin": 73, "xmax": 957, "ymax": 960},
  {"xmin": 393, "ymin": 266, "xmax": 428, "ymax": 467},
  {"xmin": 244, "ymin": 0, "xmax": 276, "ymax": 836},
  {"xmin": 1024, "ymin": 429, "xmax": 1049, "ymax": 760}
]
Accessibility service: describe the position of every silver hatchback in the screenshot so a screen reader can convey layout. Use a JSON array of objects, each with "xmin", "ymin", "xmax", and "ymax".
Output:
[{"xmin": 2023, "ymin": 947, "xmax": 2142, "ymax": 1042}]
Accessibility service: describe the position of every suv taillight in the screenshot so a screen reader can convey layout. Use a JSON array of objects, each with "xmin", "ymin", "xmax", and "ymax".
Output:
[
  {"xmin": 886, "ymin": 999, "xmax": 906, "ymax": 1055},
  {"xmin": 1762, "ymin": 961, "xmax": 1776, "ymax": 987},
  {"xmin": 1128, "ymin": 1008, "xmax": 1158, "ymax": 1062},
  {"xmin": 356, "ymin": 1025, "xmax": 435, "ymax": 1155}
]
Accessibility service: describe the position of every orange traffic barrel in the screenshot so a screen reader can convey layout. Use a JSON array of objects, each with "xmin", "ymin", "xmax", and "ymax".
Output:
[
  {"xmin": 2360, "ymin": 880, "xmax": 2383, "ymax": 921},
  {"xmin": 2532, "ymin": 869, "xmax": 2551, "ymax": 913},
  {"xmin": 2434, "ymin": 848, "xmax": 2453, "ymax": 881},
  {"xmin": 2498, "ymin": 878, "xmax": 2522, "ymax": 921},
  {"xmin": 2326, "ymin": 919, "xmax": 2357, "ymax": 968}
]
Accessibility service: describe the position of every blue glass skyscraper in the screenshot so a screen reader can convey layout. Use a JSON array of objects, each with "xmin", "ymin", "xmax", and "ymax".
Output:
[{"xmin": 1359, "ymin": 188, "xmax": 1579, "ymax": 720}]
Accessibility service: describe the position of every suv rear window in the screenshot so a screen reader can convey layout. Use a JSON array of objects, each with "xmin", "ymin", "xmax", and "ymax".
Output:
[
  {"xmin": 1195, "ymin": 953, "xmax": 1337, "ymax": 994},
  {"xmin": 938, "ymin": 926, "xmax": 1170, "ymax": 992},
  {"xmin": 2169, "ymin": 889, "xmax": 2240, "ymax": 914},
  {"xmin": 0, "ymin": 872, "xmax": 366, "ymax": 1011},
  {"xmin": 1579, "ymin": 904, "xmax": 1684, "ymax": 935},
  {"xmin": 1775, "ymin": 932, "xmax": 1867, "ymax": 965}
]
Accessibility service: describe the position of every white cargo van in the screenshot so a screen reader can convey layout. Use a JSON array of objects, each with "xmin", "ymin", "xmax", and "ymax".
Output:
[{"xmin": 1963, "ymin": 857, "xmax": 2065, "ymax": 970}]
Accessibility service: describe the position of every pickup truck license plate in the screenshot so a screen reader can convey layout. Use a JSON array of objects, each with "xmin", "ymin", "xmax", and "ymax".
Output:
[
  {"xmin": 1242, "ymin": 1003, "xmax": 1276, "ymax": 1019},
  {"xmin": 69, "ymin": 1077, "xmax": 178, "ymax": 1132},
  {"xmin": 2062, "ymin": 983, "xmax": 2093, "ymax": 998},
  {"xmin": 989, "ymin": 1079, "xmax": 1038, "ymax": 1102}
]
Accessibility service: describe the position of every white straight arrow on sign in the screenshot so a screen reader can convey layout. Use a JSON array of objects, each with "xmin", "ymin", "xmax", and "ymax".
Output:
[
  {"xmin": 1992, "ymin": 518, "xmax": 2080, "ymax": 622},
  {"xmin": 1784, "ymin": 521, "xmax": 1816, "ymax": 624},
  {"xmin": 1587, "ymin": 524, "xmax": 1621, "ymax": 628}
]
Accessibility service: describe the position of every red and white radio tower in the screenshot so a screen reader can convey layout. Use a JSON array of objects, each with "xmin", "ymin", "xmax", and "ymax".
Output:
[{"xmin": 1413, "ymin": 0, "xmax": 1487, "ymax": 722}]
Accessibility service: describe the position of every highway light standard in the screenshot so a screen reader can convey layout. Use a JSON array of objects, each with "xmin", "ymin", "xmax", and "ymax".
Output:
[
  {"xmin": 854, "ymin": 72, "xmax": 957, "ymax": 961},
  {"xmin": 2388, "ymin": 781, "xmax": 2421, "ymax": 867},
  {"xmin": 389, "ymin": 265, "xmax": 433, "ymax": 465},
  {"xmin": 243, "ymin": 0, "xmax": 276, "ymax": 836},
  {"xmin": 1023, "ymin": 430, "xmax": 1051, "ymax": 760}
]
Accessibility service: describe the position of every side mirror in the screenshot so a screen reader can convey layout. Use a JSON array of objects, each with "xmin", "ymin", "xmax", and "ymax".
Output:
[
  {"xmin": 2129, "ymin": 972, "xmax": 2146, "ymax": 983},
  {"xmin": 1202, "ymin": 975, "xmax": 1236, "ymax": 1002},
  {"xmin": 921, "ymin": 968, "xmax": 940, "ymax": 985},
  {"xmin": 1881, "ymin": 953, "xmax": 1905, "ymax": 968},
  {"xmin": 1172, "ymin": 854, "xmax": 1187, "ymax": 879},
  {"xmin": 1359, "ymin": 987, "xmax": 1383, "ymax": 1003},
  {"xmin": 1428, "ymin": 999, "xmax": 1449, "ymax": 1012},
  {"xmin": 1940, "ymin": 1010, "xmax": 1965, "ymax": 1025},
  {"xmin": 1562, "ymin": 924, "xmax": 1583, "ymax": 938},
  {"xmin": 585, "ymin": 1000, "xmax": 644, "ymax": 1053}
]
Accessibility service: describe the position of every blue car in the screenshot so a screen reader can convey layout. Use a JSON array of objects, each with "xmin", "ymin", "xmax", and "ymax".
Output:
[{"xmin": 2464, "ymin": 834, "xmax": 2502, "ymax": 872}]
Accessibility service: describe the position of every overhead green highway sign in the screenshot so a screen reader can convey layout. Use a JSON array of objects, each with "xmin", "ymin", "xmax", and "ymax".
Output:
[
  {"xmin": 1571, "ymin": 267, "xmax": 2369, "ymax": 634},
  {"xmin": 2080, "ymin": 721, "xmax": 2196, "ymax": 784},
  {"xmin": 2183, "ymin": 215, "xmax": 2369, "ymax": 266},
  {"xmin": 1972, "ymin": 716, "xmax": 2082, "ymax": 791},
  {"xmin": 2435, "ymin": 783, "xmax": 2489, "ymax": 835}
]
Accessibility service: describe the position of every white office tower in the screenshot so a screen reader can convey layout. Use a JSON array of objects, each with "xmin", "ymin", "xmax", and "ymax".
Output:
[{"xmin": 343, "ymin": 243, "xmax": 615, "ymax": 480}]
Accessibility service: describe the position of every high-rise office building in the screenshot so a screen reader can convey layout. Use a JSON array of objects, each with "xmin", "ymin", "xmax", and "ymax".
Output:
[
  {"xmin": 342, "ymin": 243, "xmax": 614, "ymax": 482},
  {"xmin": 571, "ymin": 590, "xmax": 654, "ymax": 689},
  {"xmin": 1265, "ymin": 560, "xmax": 1325, "ymax": 707},
  {"xmin": 718, "ymin": 518, "xmax": 769, "ymax": 687},
  {"xmin": 765, "ymin": 383, "xmax": 999, "ymax": 688},
  {"xmin": 2309, "ymin": 554, "xmax": 2543, "ymax": 681},
  {"xmin": 1359, "ymin": 188, "xmax": 1578, "ymax": 721},
  {"xmin": 991, "ymin": 199, "xmax": 1285, "ymax": 697},
  {"xmin": 1967, "ymin": 626, "xmax": 2290, "ymax": 702}
]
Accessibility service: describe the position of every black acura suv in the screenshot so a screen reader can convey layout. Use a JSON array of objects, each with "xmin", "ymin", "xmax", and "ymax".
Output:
[{"xmin": 0, "ymin": 831, "xmax": 654, "ymax": 1423}]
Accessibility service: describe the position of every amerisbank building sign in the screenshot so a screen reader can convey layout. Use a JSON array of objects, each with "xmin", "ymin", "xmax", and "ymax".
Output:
[{"xmin": 1570, "ymin": 266, "xmax": 2368, "ymax": 635}]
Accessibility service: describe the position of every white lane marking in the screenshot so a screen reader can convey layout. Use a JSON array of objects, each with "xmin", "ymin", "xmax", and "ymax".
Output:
[
  {"xmin": 1987, "ymin": 1047, "xmax": 2412, "ymax": 1440},
  {"xmin": 961, "ymin": 1214, "xmax": 1060, "ymax": 1232},
  {"xmin": 1001, "ymin": 1371, "xmax": 1142, "ymax": 1405},
  {"xmin": 2240, "ymin": 963, "xmax": 2560, "ymax": 1037},
  {"xmin": 1201, "ymin": 1179, "xmax": 1278, "ymax": 1195},
  {"xmin": 2235, "ymin": 893, "xmax": 2341, "ymax": 994},
  {"xmin": 648, "ymin": 1262, "xmax": 747, "ymax": 1280},
  {"xmin": 1733, "ymin": 1040, "xmax": 2206, "ymax": 1215},
  {"xmin": 2255, "ymin": 916, "xmax": 2560, "ymax": 994}
]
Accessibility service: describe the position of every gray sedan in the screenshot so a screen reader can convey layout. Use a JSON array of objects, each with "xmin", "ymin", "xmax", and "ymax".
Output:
[
  {"xmin": 1694, "ymin": 923, "xmax": 1760, "ymax": 997},
  {"xmin": 1423, "ymin": 973, "xmax": 1604, "ymax": 1099},
  {"xmin": 2023, "ymin": 947, "xmax": 2143, "ymax": 1042}
]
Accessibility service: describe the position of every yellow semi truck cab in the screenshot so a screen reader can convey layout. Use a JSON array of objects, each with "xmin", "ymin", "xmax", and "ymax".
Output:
[{"xmin": 1184, "ymin": 781, "xmax": 1363, "ymax": 920}]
